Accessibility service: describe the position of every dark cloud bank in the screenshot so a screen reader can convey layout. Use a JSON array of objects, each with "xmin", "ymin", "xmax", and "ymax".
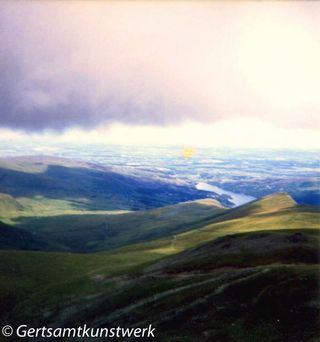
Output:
[{"xmin": 0, "ymin": 3, "xmax": 206, "ymax": 132}]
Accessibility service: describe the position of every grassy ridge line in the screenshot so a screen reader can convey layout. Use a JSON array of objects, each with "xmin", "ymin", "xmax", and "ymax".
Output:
[
  {"xmin": 13, "ymin": 199, "xmax": 225, "ymax": 252},
  {"xmin": 9, "ymin": 192, "xmax": 306, "ymax": 254},
  {"xmin": 113, "ymin": 194, "xmax": 319, "ymax": 257}
]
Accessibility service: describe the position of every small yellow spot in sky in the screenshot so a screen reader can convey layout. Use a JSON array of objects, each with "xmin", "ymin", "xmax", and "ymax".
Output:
[{"xmin": 182, "ymin": 147, "xmax": 196, "ymax": 159}]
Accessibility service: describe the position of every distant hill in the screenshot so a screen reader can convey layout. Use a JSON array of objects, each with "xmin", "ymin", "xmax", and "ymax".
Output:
[{"xmin": 0, "ymin": 156, "xmax": 218, "ymax": 212}]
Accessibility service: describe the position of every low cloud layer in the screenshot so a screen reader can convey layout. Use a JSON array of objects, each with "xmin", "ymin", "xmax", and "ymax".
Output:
[{"xmin": 0, "ymin": 2, "xmax": 319, "ymax": 132}]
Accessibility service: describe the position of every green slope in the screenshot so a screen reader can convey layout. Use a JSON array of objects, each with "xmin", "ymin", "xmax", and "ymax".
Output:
[
  {"xmin": 14, "ymin": 198, "xmax": 225, "ymax": 252},
  {"xmin": 1, "ymin": 233, "xmax": 318, "ymax": 341},
  {"xmin": 0, "ymin": 193, "xmax": 24, "ymax": 213},
  {"xmin": 211, "ymin": 192, "xmax": 297, "ymax": 220},
  {"xmin": 147, "ymin": 229, "xmax": 320, "ymax": 273},
  {"xmin": 0, "ymin": 193, "xmax": 319, "ymax": 341},
  {"xmin": 12, "ymin": 192, "xmax": 314, "ymax": 255},
  {"xmin": 114, "ymin": 193, "xmax": 319, "ymax": 258}
]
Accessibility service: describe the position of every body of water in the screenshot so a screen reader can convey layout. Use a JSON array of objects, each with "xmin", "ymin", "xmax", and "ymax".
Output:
[{"xmin": 196, "ymin": 182, "xmax": 255, "ymax": 207}]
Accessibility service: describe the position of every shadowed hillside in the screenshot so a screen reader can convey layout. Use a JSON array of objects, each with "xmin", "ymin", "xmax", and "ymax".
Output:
[{"xmin": 0, "ymin": 221, "xmax": 51, "ymax": 251}]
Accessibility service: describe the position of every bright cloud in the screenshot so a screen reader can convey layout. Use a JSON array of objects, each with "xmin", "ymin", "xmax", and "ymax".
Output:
[
  {"xmin": 0, "ymin": 119, "xmax": 318, "ymax": 149},
  {"xmin": 0, "ymin": 1, "xmax": 319, "ymax": 134}
]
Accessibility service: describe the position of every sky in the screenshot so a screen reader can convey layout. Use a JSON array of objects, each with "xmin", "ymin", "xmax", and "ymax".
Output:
[{"xmin": 0, "ymin": 1, "xmax": 319, "ymax": 149}]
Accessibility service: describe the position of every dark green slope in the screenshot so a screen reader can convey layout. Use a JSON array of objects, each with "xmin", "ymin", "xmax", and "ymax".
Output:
[
  {"xmin": 147, "ymin": 229, "xmax": 320, "ymax": 272},
  {"xmin": 0, "ymin": 221, "xmax": 50, "ymax": 251},
  {"xmin": 3, "ymin": 230, "xmax": 315, "ymax": 342},
  {"xmin": 55, "ymin": 230, "xmax": 319, "ymax": 342}
]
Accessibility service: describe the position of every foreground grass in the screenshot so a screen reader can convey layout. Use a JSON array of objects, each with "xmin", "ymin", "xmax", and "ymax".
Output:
[
  {"xmin": 0, "ymin": 248, "xmax": 166, "ymax": 326},
  {"xmin": 3, "ymin": 262, "xmax": 318, "ymax": 341}
]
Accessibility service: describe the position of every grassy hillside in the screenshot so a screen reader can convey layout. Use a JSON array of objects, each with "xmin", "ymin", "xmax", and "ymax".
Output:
[
  {"xmin": 147, "ymin": 229, "xmax": 320, "ymax": 272},
  {"xmin": 0, "ymin": 193, "xmax": 318, "ymax": 341},
  {"xmin": 1, "ymin": 232, "xmax": 318, "ymax": 341},
  {"xmin": 0, "ymin": 193, "xmax": 130, "ymax": 226},
  {"xmin": 114, "ymin": 193, "xmax": 319, "ymax": 257},
  {"xmin": 15, "ymin": 198, "xmax": 225, "ymax": 252},
  {"xmin": 2, "ymin": 193, "xmax": 318, "ymax": 255},
  {"xmin": 214, "ymin": 192, "xmax": 297, "ymax": 220},
  {"xmin": 0, "ymin": 193, "xmax": 24, "ymax": 213}
]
